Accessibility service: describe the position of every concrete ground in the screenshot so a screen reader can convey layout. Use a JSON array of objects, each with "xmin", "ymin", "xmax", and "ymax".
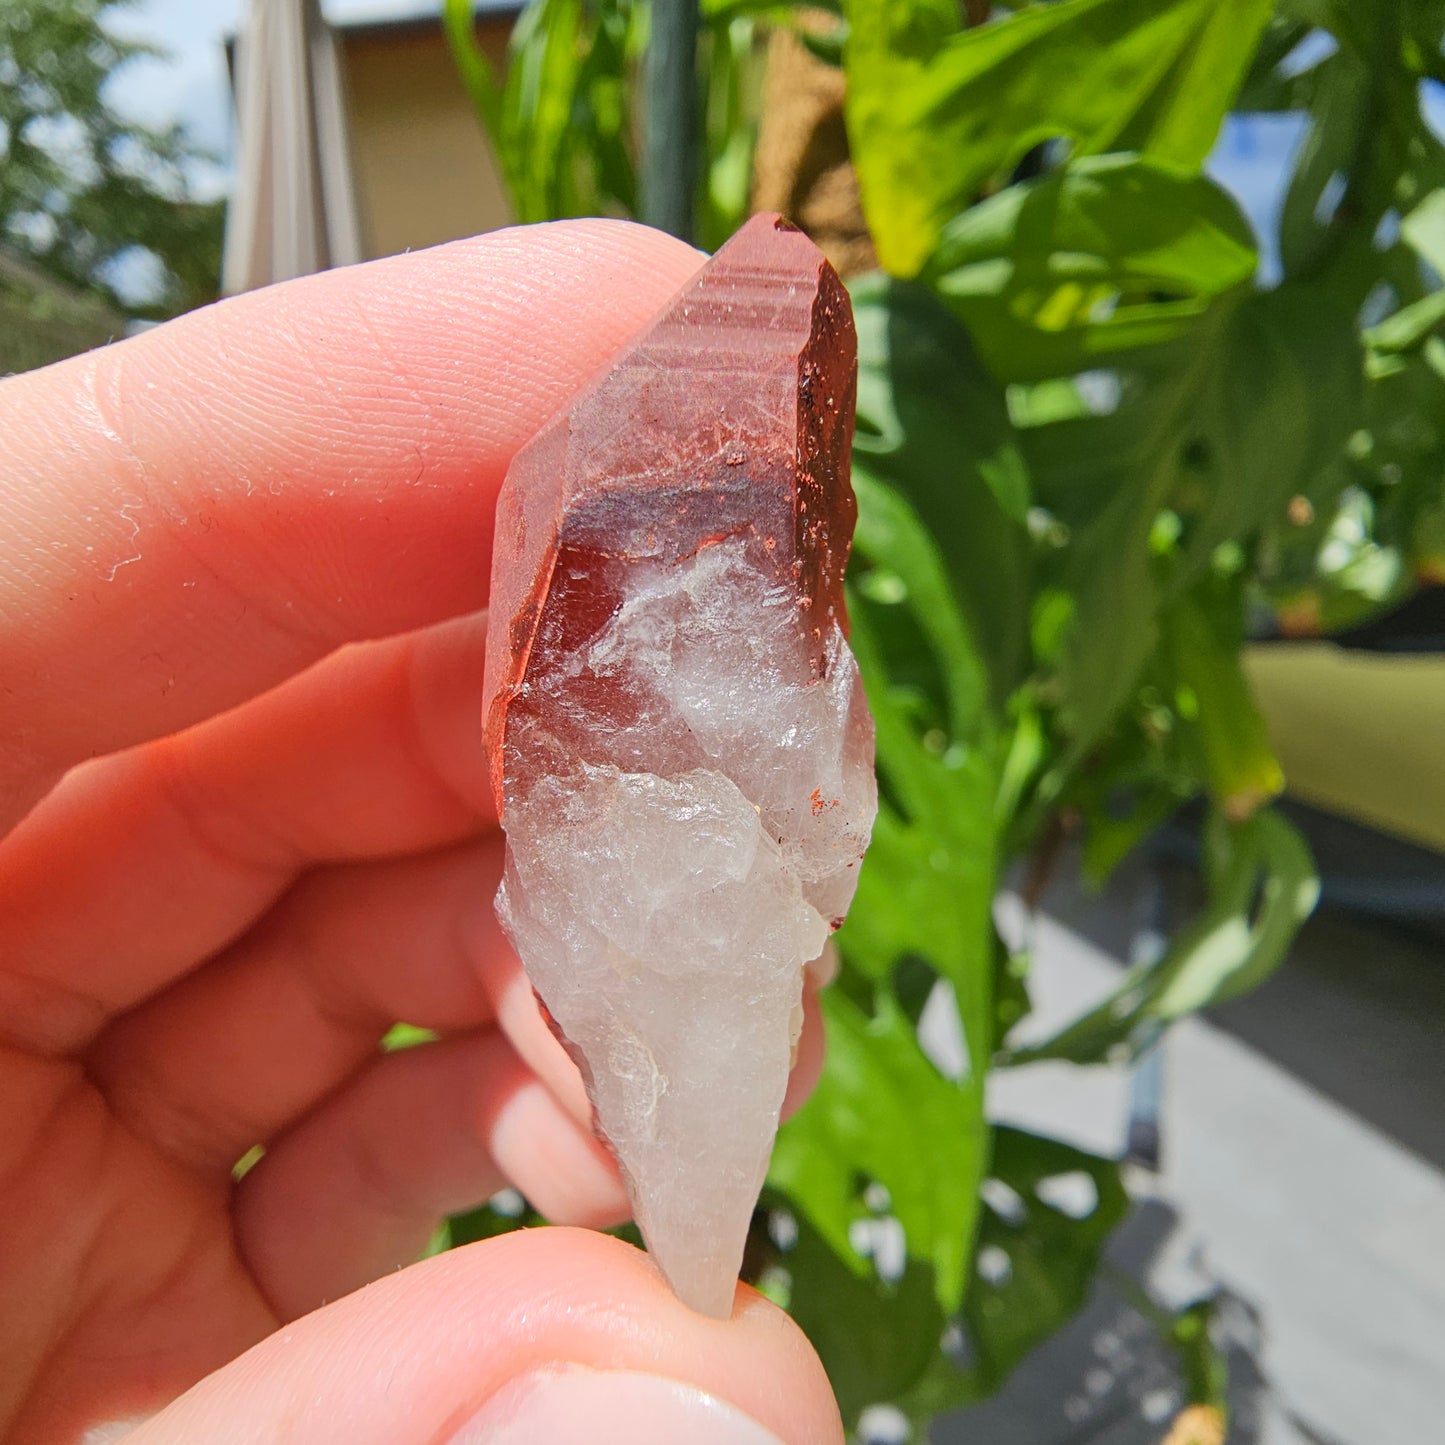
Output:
[{"xmin": 930, "ymin": 854, "xmax": 1445, "ymax": 1445}]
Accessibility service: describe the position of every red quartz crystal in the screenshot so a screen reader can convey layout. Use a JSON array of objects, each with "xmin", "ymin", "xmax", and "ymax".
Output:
[{"xmin": 481, "ymin": 213, "xmax": 859, "ymax": 806}]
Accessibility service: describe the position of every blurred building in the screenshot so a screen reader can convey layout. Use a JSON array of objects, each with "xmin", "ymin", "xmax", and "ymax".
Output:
[
  {"xmin": 226, "ymin": 0, "xmax": 520, "ymax": 269},
  {"xmin": 336, "ymin": 2, "xmax": 518, "ymax": 259}
]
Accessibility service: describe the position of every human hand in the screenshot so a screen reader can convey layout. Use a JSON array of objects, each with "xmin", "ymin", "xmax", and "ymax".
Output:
[{"xmin": 0, "ymin": 222, "xmax": 839, "ymax": 1444}]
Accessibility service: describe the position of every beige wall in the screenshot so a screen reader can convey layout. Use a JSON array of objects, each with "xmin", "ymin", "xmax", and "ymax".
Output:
[{"xmin": 341, "ymin": 22, "xmax": 514, "ymax": 261}]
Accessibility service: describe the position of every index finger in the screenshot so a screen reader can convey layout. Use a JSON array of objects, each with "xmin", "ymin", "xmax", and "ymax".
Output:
[{"xmin": 0, "ymin": 221, "xmax": 703, "ymax": 827}]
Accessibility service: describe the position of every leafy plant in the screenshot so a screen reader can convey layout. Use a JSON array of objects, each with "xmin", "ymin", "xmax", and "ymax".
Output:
[
  {"xmin": 0, "ymin": 0, "xmax": 224, "ymax": 319},
  {"xmin": 445, "ymin": 0, "xmax": 1445, "ymax": 1434}
]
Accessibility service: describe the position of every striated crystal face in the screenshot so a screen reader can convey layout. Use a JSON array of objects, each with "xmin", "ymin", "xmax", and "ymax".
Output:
[{"xmin": 482, "ymin": 214, "xmax": 875, "ymax": 1318}]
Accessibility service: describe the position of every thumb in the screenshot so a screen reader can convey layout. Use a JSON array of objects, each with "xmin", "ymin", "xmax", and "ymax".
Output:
[{"xmin": 126, "ymin": 1228, "xmax": 842, "ymax": 1445}]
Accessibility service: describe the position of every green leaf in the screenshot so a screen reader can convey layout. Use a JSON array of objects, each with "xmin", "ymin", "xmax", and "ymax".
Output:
[
  {"xmin": 1062, "ymin": 571, "xmax": 1289, "ymax": 884},
  {"xmin": 697, "ymin": 16, "xmax": 763, "ymax": 249},
  {"xmin": 1275, "ymin": 10, "xmax": 1440, "ymax": 299},
  {"xmin": 1367, "ymin": 288, "xmax": 1445, "ymax": 354},
  {"xmin": 771, "ymin": 989, "xmax": 987, "ymax": 1313},
  {"xmin": 1050, "ymin": 476, "xmax": 1168, "ymax": 768},
  {"xmin": 1012, "ymin": 280, "xmax": 1361, "ymax": 768},
  {"xmin": 774, "ymin": 1128, "xmax": 1128, "ymax": 1434},
  {"xmin": 1173, "ymin": 1300, "xmax": 1230, "ymax": 1410},
  {"xmin": 852, "ymin": 274, "xmax": 1034, "ymax": 704},
  {"xmin": 1005, "ymin": 806, "xmax": 1319, "ymax": 1064},
  {"xmin": 778, "ymin": 449, "xmax": 1000, "ymax": 1317},
  {"xmin": 1072, "ymin": 729, "xmax": 1196, "ymax": 888},
  {"xmin": 702, "ymin": 0, "xmax": 840, "ymax": 16},
  {"xmin": 948, "ymin": 1128, "xmax": 1129, "ymax": 1399},
  {"xmin": 1170, "ymin": 283, "xmax": 1365, "ymax": 581},
  {"xmin": 926, "ymin": 155, "xmax": 1258, "ymax": 382},
  {"xmin": 442, "ymin": 0, "xmax": 506, "ymax": 139},
  {"xmin": 1157, "ymin": 584, "xmax": 1284, "ymax": 821},
  {"xmin": 1233, "ymin": 16, "xmax": 1314, "ymax": 111},
  {"xmin": 1277, "ymin": 50, "xmax": 1369, "ymax": 280},
  {"xmin": 448, "ymin": 1196, "xmax": 543, "ymax": 1245},
  {"xmin": 845, "ymin": 0, "xmax": 1273, "ymax": 276},
  {"xmin": 841, "ymin": 513, "xmax": 997, "ymax": 1050},
  {"xmin": 800, "ymin": 567, "xmax": 995, "ymax": 1311},
  {"xmin": 774, "ymin": 1204, "xmax": 953, "ymax": 1431},
  {"xmin": 479, "ymin": 0, "xmax": 642, "ymax": 224},
  {"xmin": 852, "ymin": 472, "xmax": 990, "ymax": 741},
  {"xmin": 1402, "ymin": 188, "xmax": 1445, "ymax": 276}
]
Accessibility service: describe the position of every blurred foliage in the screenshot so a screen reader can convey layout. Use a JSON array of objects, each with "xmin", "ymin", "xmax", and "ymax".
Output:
[
  {"xmin": 0, "ymin": 246, "xmax": 125, "ymax": 373},
  {"xmin": 448, "ymin": 0, "xmax": 1445, "ymax": 1434},
  {"xmin": 445, "ymin": 0, "xmax": 767, "ymax": 248},
  {"xmin": 0, "ymin": 0, "xmax": 223, "ymax": 323}
]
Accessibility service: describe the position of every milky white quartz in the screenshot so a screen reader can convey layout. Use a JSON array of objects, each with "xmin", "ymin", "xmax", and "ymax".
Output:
[{"xmin": 496, "ymin": 536, "xmax": 876, "ymax": 1316}]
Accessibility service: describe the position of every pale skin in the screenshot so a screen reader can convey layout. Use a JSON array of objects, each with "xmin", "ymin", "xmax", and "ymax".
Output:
[{"xmin": 0, "ymin": 221, "xmax": 841, "ymax": 1444}]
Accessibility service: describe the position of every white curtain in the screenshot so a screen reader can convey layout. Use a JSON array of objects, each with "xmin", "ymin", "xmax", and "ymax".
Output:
[{"xmin": 222, "ymin": 0, "xmax": 364, "ymax": 293}]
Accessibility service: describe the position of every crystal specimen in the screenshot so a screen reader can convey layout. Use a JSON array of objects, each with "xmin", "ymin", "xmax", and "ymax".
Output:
[{"xmin": 482, "ymin": 214, "xmax": 876, "ymax": 1318}]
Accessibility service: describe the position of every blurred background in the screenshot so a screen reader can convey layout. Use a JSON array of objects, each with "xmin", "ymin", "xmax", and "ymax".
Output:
[{"xmin": 4, "ymin": 2, "xmax": 1443, "ymax": 1443}]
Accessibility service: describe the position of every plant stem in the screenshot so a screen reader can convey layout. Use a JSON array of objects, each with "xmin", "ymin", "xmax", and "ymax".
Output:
[{"xmin": 643, "ymin": 0, "xmax": 699, "ymax": 241}]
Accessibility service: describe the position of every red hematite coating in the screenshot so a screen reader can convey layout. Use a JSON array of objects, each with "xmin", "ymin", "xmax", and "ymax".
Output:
[{"xmin": 481, "ymin": 213, "xmax": 859, "ymax": 810}]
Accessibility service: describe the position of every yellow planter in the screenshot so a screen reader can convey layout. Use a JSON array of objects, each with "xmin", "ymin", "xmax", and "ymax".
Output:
[{"xmin": 1245, "ymin": 643, "xmax": 1445, "ymax": 854}]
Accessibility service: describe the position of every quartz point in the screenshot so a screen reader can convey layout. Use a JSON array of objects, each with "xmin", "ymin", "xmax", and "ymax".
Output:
[{"xmin": 481, "ymin": 213, "xmax": 877, "ymax": 1318}]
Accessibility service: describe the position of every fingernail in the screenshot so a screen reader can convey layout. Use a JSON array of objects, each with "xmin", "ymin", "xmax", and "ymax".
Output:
[{"xmin": 448, "ymin": 1365, "xmax": 789, "ymax": 1444}]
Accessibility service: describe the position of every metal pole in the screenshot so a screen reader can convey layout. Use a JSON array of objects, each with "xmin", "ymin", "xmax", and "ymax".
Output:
[{"xmin": 642, "ymin": 0, "xmax": 699, "ymax": 243}]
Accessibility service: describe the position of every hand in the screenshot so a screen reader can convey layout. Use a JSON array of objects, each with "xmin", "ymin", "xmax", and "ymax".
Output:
[{"xmin": 0, "ymin": 221, "xmax": 839, "ymax": 1445}]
